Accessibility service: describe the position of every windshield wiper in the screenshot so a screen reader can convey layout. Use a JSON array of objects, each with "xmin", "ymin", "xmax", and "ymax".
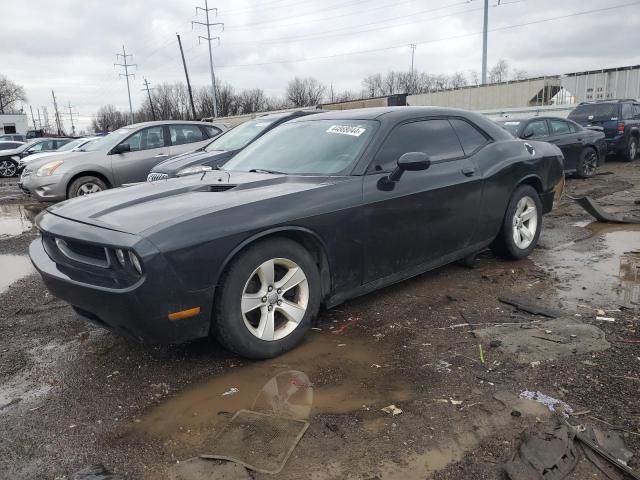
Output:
[{"xmin": 249, "ymin": 168, "xmax": 286, "ymax": 175}]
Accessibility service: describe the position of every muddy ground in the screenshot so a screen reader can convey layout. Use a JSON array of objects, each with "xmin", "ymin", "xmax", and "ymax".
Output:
[{"xmin": 0, "ymin": 162, "xmax": 639, "ymax": 480}]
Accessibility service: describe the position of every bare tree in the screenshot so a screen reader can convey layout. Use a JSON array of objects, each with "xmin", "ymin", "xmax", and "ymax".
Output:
[
  {"xmin": 0, "ymin": 75, "xmax": 27, "ymax": 113},
  {"xmin": 489, "ymin": 59, "xmax": 509, "ymax": 83},
  {"xmin": 450, "ymin": 72, "xmax": 468, "ymax": 89},
  {"xmin": 286, "ymin": 77, "xmax": 326, "ymax": 107},
  {"xmin": 91, "ymin": 105, "xmax": 127, "ymax": 133},
  {"xmin": 238, "ymin": 88, "xmax": 267, "ymax": 114},
  {"xmin": 511, "ymin": 69, "xmax": 528, "ymax": 81},
  {"xmin": 468, "ymin": 70, "xmax": 480, "ymax": 86}
]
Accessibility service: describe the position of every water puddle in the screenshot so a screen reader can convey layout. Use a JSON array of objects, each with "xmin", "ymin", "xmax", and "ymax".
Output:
[
  {"xmin": 541, "ymin": 223, "xmax": 640, "ymax": 306},
  {"xmin": 0, "ymin": 255, "xmax": 35, "ymax": 294},
  {"xmin": 0, "ymin": 203, "xmax": 44, "ymax": 238},
  {"xmin": 131, "ymin": 332, "xmax": 409, "ymax": 450}
]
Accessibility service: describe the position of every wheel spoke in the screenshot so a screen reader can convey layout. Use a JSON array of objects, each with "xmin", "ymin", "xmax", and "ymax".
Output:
[
  {"xmin": 519, "ymin": 226, "xmax": 533, "ymax": 241},
  {"xmin": 257, "ymin": 309, "xmax": 275, "ymax": 341},
  {"xmin": 276, "ymin": 267, "xmax": 306, "ymax": 293},
  {"xmin": 513, "ymin": 226, "xmax": 521, "ymax": 245},
  {"xmin": 277, "ymin": 300, "xmax": 306, "ymax": 324},
  {"xmin": 257, "ymin": 260, "xmax": 275, "ymax": 288},
  {"xmin": 241, "ymin": 293, "xmax": 263, "ymax": 314},
  {"xmin": 520, "ymin": 207, "xmax": 536, "ymax": 221}
]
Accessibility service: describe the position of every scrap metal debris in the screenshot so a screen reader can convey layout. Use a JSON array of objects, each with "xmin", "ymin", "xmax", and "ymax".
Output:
[
  {"xmin": 572, "ymin": 196, "xmax": 640, "ymax": 224},
  {"xmin": 381, "ymin": 404, "xmax": 403, "ymax": 416},
  {"xmin": 498, "ymin": 297, "xmax": 561, "ymax": 318},
  {"xmin": 519, "ymin": 391, "xmax": 573, "ymax": 417}
]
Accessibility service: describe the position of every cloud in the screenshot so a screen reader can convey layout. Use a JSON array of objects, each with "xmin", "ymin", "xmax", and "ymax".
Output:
[{"xmin": 2, "ymin": 0, "xmax": 639, "ymax": 132}]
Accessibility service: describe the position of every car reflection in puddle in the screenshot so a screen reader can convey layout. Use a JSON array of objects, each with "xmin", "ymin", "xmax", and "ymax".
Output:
[
  {"xmin": 542, "ymin": 223, "xmax": 640, "ymax": 306},
  {"xmin": 0, "ymin": 203, "xmax": 44, "ymax": 238},
  {"xmin": 0, "ymin": 254, "xmax": 35, "ymax": 294}
]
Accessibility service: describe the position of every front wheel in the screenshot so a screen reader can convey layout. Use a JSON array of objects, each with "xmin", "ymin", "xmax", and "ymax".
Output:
[
  {"xmin": 0, "ymin": 159, "xmax": 17, "ymax": 177},
  {"xmin": 622, "ymin": 137, "xmax": 638, "ymax": 162},
  {"xmin": 490, "ymin": 185, "xmax": 542, "ymax": 260},
  {"xmin": 68, "ymin": 176, "xmax": 107, "ymax": 198},
  {"xmin": 213, "ymin": 238, "xmax": 321, "ymax": 359},
  {"xmin": 576, "ymin": 147, "xmax": 598, "ymax": 178}
]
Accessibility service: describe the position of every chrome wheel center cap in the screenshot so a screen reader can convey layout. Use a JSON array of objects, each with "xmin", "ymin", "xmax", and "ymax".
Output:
[{"xmin": 267, "ymin": 291, "xmax": 279, "ymax": 305}]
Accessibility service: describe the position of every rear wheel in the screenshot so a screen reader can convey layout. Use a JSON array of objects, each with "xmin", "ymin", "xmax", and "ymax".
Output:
[
  {"xmin": 622, "ymin": 136, "xmax": 638, "ymax": 162},
  {"xmin": 213, "ymin": 238, "xmax": 321, "ymax": 359},
  {"xmin": 68, "ymin": 176, "xmax": 107, "ymax": 199},
  {"xmin": 490, "ymin": 185, "xmax": 542, "ymax": 260},
  {"xmin": 576, "ymin": 147, "xmax": 598, "ymax": 178},
  {"xmin": 0, "ymin": 159, "xmax": 17, "ymax": 177}
]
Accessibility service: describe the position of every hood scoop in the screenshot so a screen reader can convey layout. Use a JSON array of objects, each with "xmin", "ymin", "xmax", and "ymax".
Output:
[{"xmin": 193, "ymin": 184, "xmax": 237, "ymax": 193}]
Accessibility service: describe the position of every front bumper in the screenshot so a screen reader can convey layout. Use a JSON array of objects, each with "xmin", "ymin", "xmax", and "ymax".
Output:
[
  {"xmin": 29, "ymin": 213, "xmax": 213, "ymax": 343},
  {"xmin": 605, "ymin": 136, "xmax": 624, "ymax": 155},
  {"xmin": 20, "ymin": 172, "xmax": 68, "ymax": 202}
]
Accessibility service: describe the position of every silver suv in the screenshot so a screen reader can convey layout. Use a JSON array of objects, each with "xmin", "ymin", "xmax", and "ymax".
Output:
[{"xmin": 20, "ymin": 121, "xmax": 228, "ymax": 201}]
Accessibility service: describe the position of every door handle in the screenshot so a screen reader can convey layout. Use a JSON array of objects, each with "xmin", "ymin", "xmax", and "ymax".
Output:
[
  {"xmin": 461, "ymin": 167, "xmax": 476, "ymax": 177},
  {"xmin": 154, "ymin": 153, "xmax": 169, "ymax": 157},
  {"xmin": 577, "ymin": 138, "xmax": 583, "ymax": 141}
]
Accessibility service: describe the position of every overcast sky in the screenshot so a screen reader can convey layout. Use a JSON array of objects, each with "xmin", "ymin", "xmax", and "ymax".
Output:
[{"xmin": 2, "ymin": 0, "xmax": 640, "ymax": 132}]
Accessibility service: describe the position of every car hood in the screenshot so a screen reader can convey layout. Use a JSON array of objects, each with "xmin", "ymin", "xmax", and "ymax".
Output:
[
  {"xmin": 0, "ymin": 146, "xmax": 25, "ymax": 157},
  {"xmin": 23, "ymin": 150, "xmax": 98, "ymax": 172},
  {"xmin": 151, "ymin": 149, "xmax": 233, "ymax": 175},
  {"xmin": 21, "ymin": 151, "xmax": 64, "ymax": 164},
  {"xmin": 45, "ymin": 171, "xmax": 339, "ymax": 235}
]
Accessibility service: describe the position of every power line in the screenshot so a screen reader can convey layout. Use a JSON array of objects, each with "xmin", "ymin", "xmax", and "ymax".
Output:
[
  {"xmin": 114, "ymin": 45, "xmax": 137, "ymax": 125},
  {"xmin": 215, "ymin": 1, "xmax": 640, "ymax": 70},
  {"xmin": 193, "ymin": 0, "xmax": 223, "ymax": 118}
]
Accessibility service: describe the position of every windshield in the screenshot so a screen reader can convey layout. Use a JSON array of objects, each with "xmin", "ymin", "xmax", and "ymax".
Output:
[
  {"xmin": 81, "ymin": 127, "xmax": 135, "ymax": 151},
  {"xmin": 498, "ymin": 121, "xmax": 521, "ymax": 136},
  {"xmin": 222, "ymin": 120, "xmax": 376, "ymax": 175},
  {"xmin": 569, "ymin": 104, "xmax": 619, "ymax": 122},
  {"xmin": 56, "ymin": 139, "xmax": 84, "ymax": 152},
  {"xmin": 204, "ymin": 118, "xmax": 277, "ymax": 152}
]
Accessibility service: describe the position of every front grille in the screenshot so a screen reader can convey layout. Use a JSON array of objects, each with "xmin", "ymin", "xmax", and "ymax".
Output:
[{"xmin": 147, "ymin": 172, "xmax": 169, "ymax": 181}]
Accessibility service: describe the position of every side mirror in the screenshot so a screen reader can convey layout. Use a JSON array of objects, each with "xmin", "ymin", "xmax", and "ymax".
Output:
[
  {"xmin": 111, "ymin": 143, "xmax": 131, "ymax": 155},
  {"xmin": 521, "ymin": 131, "xmax": 534, "ymax": 139},
  {"xmin": 388, "ymin": 152, "xmax": 431, "ymax": 182}
]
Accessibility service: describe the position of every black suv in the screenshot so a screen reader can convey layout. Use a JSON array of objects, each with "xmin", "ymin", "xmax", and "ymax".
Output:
[{"xmin": 568, "ymin": 99, "xmax": 640, "ymax": 162}]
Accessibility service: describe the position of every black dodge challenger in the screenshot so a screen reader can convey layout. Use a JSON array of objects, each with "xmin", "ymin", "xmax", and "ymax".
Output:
[{"xmin": 30, "ymin": 107, "xmax": 564, "ymax": 358}]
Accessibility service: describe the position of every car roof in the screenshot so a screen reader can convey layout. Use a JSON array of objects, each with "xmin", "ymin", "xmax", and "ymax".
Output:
[
  {"xmin": 498, "ymin": 116, "xmax": 573, "ymax": 122},
  {"xmin": 123, "ymin": 120, "xmax": 221, "ymax": 129}
]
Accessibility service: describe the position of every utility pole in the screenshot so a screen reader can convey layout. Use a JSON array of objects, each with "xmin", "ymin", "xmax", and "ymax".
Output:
[
  {"xmin": 481, "ymin": 0, "xmax": 489, "ymax": 84},
  {"xmin": 51, "ymin": 90, "xmax": 64, "ymax": 136},
  {"xmin": 42, "ymin": 107, "xmax": 50, "ymax": 134},
  {"xmin": 65, "ymin": 101, "xmax": 78, "ymax": 136},
  {"xmin": 141, "ymin": 78, "xmax": 157, "ymax": 121},
  {"xmin": 36, "ymin": 108, "xmax": 42, "ymax": 130},
  {"xmin": 409, "ymin": 44, "xmax": 417, "ymax": 75},
  {"xmin": 29, "ymin": 106, "xmax": 37, "ymax": 130},
  {"xmin": 114, "ymin": 45, "xmax": 137, "ymax": 125},
  {"xmin": 177, "ymin": 33, "xmax": 198, "ymax": 120},
  {"xmin": 193, "ymin": 0, "xmax": 224, "ymax": 118}
]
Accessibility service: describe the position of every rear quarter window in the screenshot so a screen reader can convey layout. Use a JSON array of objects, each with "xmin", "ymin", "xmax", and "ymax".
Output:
[{"xmin": 449, "ymin": 118, "xmax": 489, "ymax": 155}]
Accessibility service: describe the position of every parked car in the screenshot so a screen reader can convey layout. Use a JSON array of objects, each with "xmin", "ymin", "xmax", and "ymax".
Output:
[
  {"xmin": 147, "ymin": 110, "xmax": 321, "ymax": 181},
  {"xmin": 498, "ymin": 117, "xmax": 607, "ymax": 178},
  {"xmin": 568, "ymin": 99, "xmax": 640, "ymax": 162},
  {"xmin": 17, "ymin": 137, "xmax": 98, "ymax": 172},
  {"xmin": 0, "ymin": 134, "xmax": 26, "ymax": 142},
  {"xmin": 0, "ymin": 138, "xmax": 73, "ymax": 178},
  {"xmin": 0, "ymin": 141, "xmax": 25, "ymax": 151},
  {"xmin": 30, "ymin": 107, "xmax": 564, "ymax": 358},
  {"xmin": 20, "ymin": 121, "xmax": 228, "ymax": 201}
]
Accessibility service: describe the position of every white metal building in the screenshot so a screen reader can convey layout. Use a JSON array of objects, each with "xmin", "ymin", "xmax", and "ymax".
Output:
[{"xmin": 0, "ymin": 113, "xmax": 29, "ymax": 136}]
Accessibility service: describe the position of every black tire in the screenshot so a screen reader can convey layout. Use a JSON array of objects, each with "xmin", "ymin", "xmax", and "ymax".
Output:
[
  {"xmin": 0, "ymin": 159, "xmax": 18, "ymax": 178},
  {"xmin": 490, "ymin": 184, "xmax": 543, "ymax": 260},
  {"xmin": 622, "ymin": 136, "xmax": 638, "ymax": 162},
  {"xmin": 68, "ymin": 176, "xmax": 107, "ymax": 198},
  {"xmin": 576, "ymin": 147, "xmax": 598, "ymax": 178},
  {"xmin": 213, "ymin": 238, "xmax": 321, "ymax": 359}
]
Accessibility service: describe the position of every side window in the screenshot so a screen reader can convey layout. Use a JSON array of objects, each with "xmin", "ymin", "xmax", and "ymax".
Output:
[
  {"xmin": 169, "ymin": 125, "xmax": 206, "ymax": 145},
  {"xmin": 204, "ymin": 125, "xmax": 222, "ymax": 138},
  {"xmin": 56, "ymin": 139, "xmax": 71, "ymax": 148},
  {"xmin": 372, "ymin": 119, "xmax": 464, "ymax": 172},
  {"xmin": 632, "ymin": 105, "xmax": 640, "ymax": 119},
  {"xmin": 549, "ymin": 119, "xmax": 571, "ymax": 135},
  {"xmin": 449, "ymin": 118, "xmax": 488, "ymax": 156},
  {"xmin": 523, "ymin": 120, "xmax": 549, "ymax": 139},
  {"xmin": 568, "ymin": 122, "xmax": 580, "ymax": 133},
  {"xmin": 30, "ymin": 142, "xmax": 46, "ymax": 152},
  {"xmin": 123, "ymin": 126, "xmax": 165, "ymax": 152},
  {"xmin": 621, "ymin": 103, "xmax": 633, "ymax": 120}
]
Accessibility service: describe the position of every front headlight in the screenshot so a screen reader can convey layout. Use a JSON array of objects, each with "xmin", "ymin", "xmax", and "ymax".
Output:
[
  {"xmin": 11, "ymin": 155, "xmax": 20, "ymax": 161},
  {"xmin": 36, "ymin": 160, "xmax": 64, "ymax": 177},
  {"xmin": 177, "ymin": 165, "xmax": 213, "ymax": 177}
]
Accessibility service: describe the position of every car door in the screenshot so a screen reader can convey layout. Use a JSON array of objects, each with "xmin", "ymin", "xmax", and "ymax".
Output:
[
  {"xmin": 168, "ymin": 124, "xmax": 212, "ymax": 156},
  {"xmin": 361, "ymin": 118, "xmax": 483, "ymax": 284},
  {"xmin": 547, "ymin": 119, "xmax": 581, "ymax": 169},
  {"xmin": 110, "ymin": 125, "xmax": 171, "ymax": 185}
]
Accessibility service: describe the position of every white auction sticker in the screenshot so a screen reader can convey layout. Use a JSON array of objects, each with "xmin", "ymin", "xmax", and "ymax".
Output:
[{"xmin": 326, "ymin": 125, "xmax": 366, "ymax": 137}]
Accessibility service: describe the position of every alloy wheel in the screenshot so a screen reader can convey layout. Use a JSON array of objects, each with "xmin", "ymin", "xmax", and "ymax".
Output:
[
  {"xmin": 512, "ymin": 196, "xmax": 538, "ymax": 249},
  {"xmin": 0, "ymin": 160, "xmax": 17, "ymax": 177},
  {"xmin": 241, "ymin": 258, "xmax": 309, "ymax": 341},
  {"xmin": 631, "ymin": 140, "xmax": 638, "ymax": 160},
  {"xmin": 77, "ymin": 182, "xmax": 102, "ymax": 196},
  {"xmin": 583, "ymin": 151, "xmax": 597, "ymax": 176}
]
